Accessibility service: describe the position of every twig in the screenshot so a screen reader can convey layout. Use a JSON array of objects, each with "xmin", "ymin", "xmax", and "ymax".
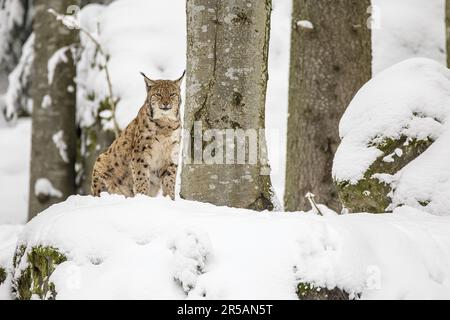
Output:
[{"xmin": 305, "ymin": 192, "xmax": 323, "ymax": 216}]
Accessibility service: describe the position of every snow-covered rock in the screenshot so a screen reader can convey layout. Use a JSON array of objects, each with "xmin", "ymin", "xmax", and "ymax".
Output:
[
  {"xmin": 333, "ymin": 58, "xmax": 450, "ymax": 215},
  {"xmin": 10, "ymin": 194, "xmax": 450, "ymax": 299}
]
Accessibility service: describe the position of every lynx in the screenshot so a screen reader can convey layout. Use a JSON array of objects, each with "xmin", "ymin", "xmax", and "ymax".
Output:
[{"xmin": 91, "ymin": 72, "xmax": 185, "ymax": 199}]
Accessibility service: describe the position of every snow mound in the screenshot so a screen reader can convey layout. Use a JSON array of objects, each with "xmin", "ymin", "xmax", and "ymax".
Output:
[
  {"xmin": 0, "ymin": 118, "xmax": 30, "ymax": 224},
  {"xmin": 11, "ymin": 194, "xmax": 450, "ymax": 299},
  {"xmin": 0, "ymin": 225, "xmax": 23, "ymax": 299},
  {"xmin": 333, "ymin": 58, "xmax": 450, "ymax": 215}
]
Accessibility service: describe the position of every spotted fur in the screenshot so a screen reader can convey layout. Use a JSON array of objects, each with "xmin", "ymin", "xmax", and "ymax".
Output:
[{"xmin": 91, "ymin": 72, "xmax": 184, "ymax": 199}]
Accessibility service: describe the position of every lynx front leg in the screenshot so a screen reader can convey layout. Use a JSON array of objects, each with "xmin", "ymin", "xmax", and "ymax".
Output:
[
  {"xmin": 131, "ymin": 155, "xmax": 154, "ymax": 196},
  {"xmin": 161, "ymin": 163, "xmax": 177, "ymax": 200}
]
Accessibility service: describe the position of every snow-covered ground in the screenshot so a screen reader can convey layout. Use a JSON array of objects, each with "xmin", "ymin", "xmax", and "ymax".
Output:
[
  {"xmin": 0, "ymin": 119, "xmax": 30, "ymax": 224},
  {"xmin": 0, "ymin": 224, "xmax": 23, "ymax": 299},
  {"xmin": 8, "ymin": 194, "xmax": 450, "ymax": 299}
]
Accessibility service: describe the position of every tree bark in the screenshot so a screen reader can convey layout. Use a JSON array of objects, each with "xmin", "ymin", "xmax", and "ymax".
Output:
[
  {"xmin": 28, "ymin": 0, "xmax": 79, "ymax": 219},
  {"xmin": 284, "ymin": 0, "xmax": 372, "ymax": 212},
  {"xmin": 181, "ymin": 0, "xmax": 276, "ymax": 211}
]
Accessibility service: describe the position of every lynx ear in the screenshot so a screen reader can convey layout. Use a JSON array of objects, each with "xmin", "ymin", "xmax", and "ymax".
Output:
[
  {"xmin": 175, "ymin": 70, "xmax": 186, "ymax": 87},
  {"xmin": 140, "ymin": 72, "xmax": 156, "ymax": 89}
]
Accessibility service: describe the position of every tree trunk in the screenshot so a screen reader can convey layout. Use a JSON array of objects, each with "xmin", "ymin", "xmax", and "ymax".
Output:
[
  {"xmin": 284, "ymin": 0, "xmax": 372, "ymax": 212},
  {"xmin": 181, "ymin": 0, "xmax": 276, "ymax": 211},
  {"xmin": 447, "ymin": 0, "xmax": 450, "ymax": 67},
  {"xmin": 28, "ymin": 0, "xmax": 79, "ymax": 219}
]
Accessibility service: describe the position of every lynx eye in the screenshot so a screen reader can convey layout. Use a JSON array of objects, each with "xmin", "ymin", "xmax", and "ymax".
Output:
[
  {"xmin": 154, "ymin": 93, "xmax": 162, "ymax": 98},
  {"xmin": 170, "ymin": 93, "xmax": 177, "ymax": 97}
]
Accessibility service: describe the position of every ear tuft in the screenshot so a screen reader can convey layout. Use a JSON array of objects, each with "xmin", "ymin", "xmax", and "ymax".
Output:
[
  {"xmin": 175, "ymin": 70, "xmax": 186, "ymax": 87},
  {"xmin": 140, "ymin": 71, "xmax": 156, "ymax": 89}
]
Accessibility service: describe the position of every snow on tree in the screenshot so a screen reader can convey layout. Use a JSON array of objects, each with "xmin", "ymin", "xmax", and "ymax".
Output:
[
  {"xmin": 0, "ymin": 0, "xmax": 31, "ymax": 89},
  {"xmin": 0, "ymin": 0, "xmax": 32, "ymax": 121},
  {"xmin": 2, "ymin": 33, "xmax": 34, "ymax": 120}
]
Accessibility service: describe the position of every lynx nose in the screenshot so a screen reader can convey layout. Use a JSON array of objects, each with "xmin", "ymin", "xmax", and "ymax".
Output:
[{"xmin": 160, "ymin": 103, "xmax": 171, "ymax": 110}]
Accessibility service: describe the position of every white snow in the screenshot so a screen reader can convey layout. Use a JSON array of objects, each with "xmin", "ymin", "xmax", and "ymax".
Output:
[
  {"xmin": 52, "ymin": 130, "xmax": 69, "ymax": 163},
  {"xmin": 0, "ymin": 0, "xmax": 27, "ymax": 83},
  {"xmin": 333, "ymin": 58, "xmax": 450, "ymax": 216},
  {"xmin": 0, "ymin": 224, "xmax": 23, "ymax": 299},
  {"xmin": 296, "ymin": 20, "xmax": 314, "ymax": 30},
  {"xmin": 47, "ymin": 8, "xmax": 81, "ymax": 30},
  {"xmin": 47, "ymin": 46, "xmax": 70, "ymax": 85},
  {"xmin": 41, "ymin": 94, "xmax": 51, "ymax": 109},
  {"xmin": 265, "ymin": 0, "xmax": 291, "ymax": 199},
  {"xmin": 372, "ymin": 0, "xmax": 446, "ymax": 74},
  {"xmin": 0, "ymin": 119, "xmax": 30, "ymax": 224},
  {"xmin": 3, "ymin": 33, "xmax": 34, "ymax": 119},
  {"xmin": 34, "ymin": 178, "xmax": 63, "ymax": 199},
  {"xmin": 10, "ymin": 194, "xmax": 450, "ymax": 300}
]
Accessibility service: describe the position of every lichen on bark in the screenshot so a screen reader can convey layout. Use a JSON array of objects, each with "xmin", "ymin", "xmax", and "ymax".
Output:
[{"xmin": 12, "ymin": 245, "xmax": 67, "ymax": 300}]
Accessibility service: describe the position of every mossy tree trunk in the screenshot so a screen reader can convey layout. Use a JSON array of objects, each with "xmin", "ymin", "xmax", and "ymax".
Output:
[
  {"xmin": 28, "ymin": 0, "xmax": 79, "ymax": 219},
  {"xmin": 284, "ymin": 0, "xmax": 372, "ymax": 212},
  {"xmin": 181, "ymin": 0, "xmax": 275, "ymax": 211}
]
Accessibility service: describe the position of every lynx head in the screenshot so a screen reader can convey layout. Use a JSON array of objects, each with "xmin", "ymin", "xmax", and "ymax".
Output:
[{"xmin": 140, "ymin": 71, "xmax": 185, "ymax": 121}]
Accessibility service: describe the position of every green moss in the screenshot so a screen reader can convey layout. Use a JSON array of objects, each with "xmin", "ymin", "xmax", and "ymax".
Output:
[
  {"xmin": 418, "ymin": 200, "xmax": 431, "ymax": 207},
  {"xmin": 297, "ymin": 282, "xmax": 349, "ymax": 300},
  {"xmin": 0, "ymin": 267, "xmax": 6, "ymax": 285},
  {"xmin": 13, "ymin": 245, "xmax": 26, "ymax": 269},
  {"xmin": 12, "ymin": 245, "xmax": 67, "ymax": 300},
  {"xmin": 336, "ymin": 136, "xmax": 432, "ymax": 213}
]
